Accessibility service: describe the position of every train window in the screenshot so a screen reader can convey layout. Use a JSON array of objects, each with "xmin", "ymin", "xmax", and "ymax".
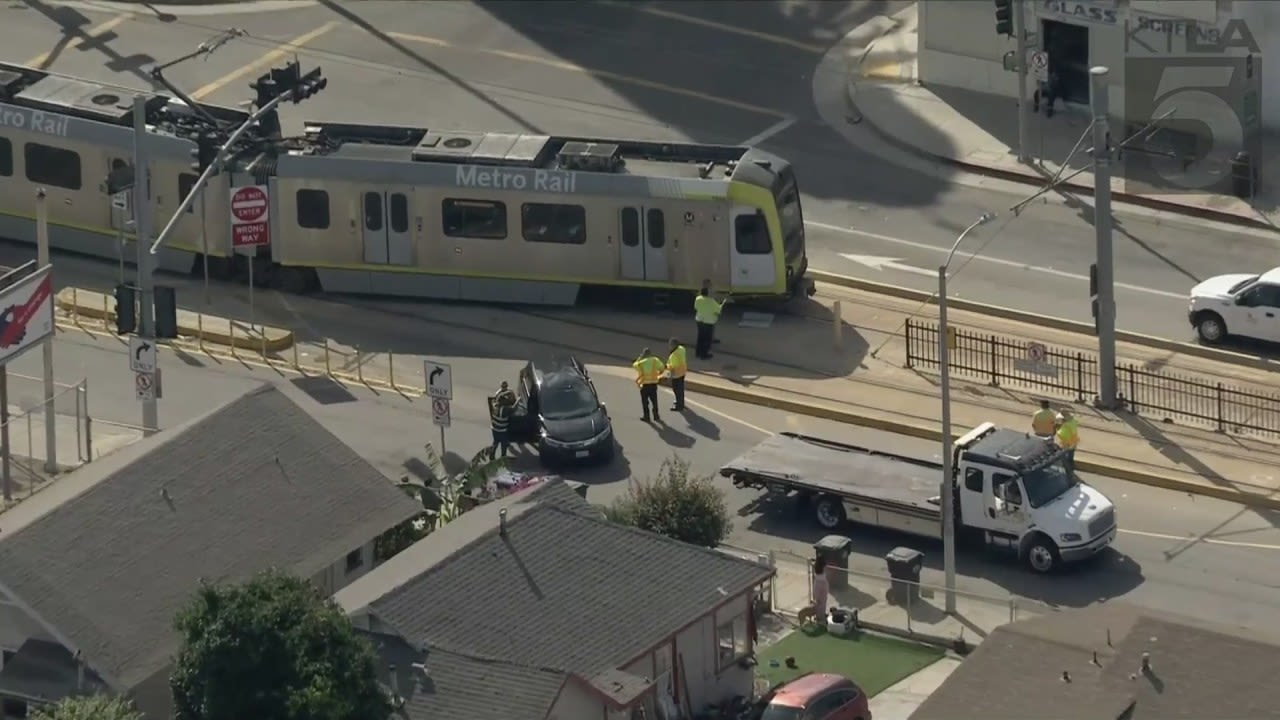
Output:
[
  {"xmin": 522, "ymin": 203, "xmax": 586, "ymax": 245},
  {"xmin": 296, "ymin": 189, "xmax": 330, "ymax": 230},
  {"xmin": 0, "ymin": 137, "xmax": 11, "ymax": 176},
  {"xmin": 390, "ymin": 193, "xmax": 409, "ymax": 234},
  {"xmin": 24, "ymin": 143, "xmax": 81, "ymax": 190},
  {"xmin": 734, "ymin": 213, "xmax": 771, "ymax": 255},
  {"xmin": 621, "ymin": 208, "xmax": 640, "ymax": 247},
  {"xmin": 646, "ymin": 208, "xmax": 665, "ymax": 249},
  {"xmin": 178, "ymin": 173, "xmax": 198, "ymax": 214},
  {"xmin": 442, "ymin": 198, "xmax": 507, "ymax": 239},
  {"xmin": 364, "ymin": 192, "xmax": 383, "ymax": 232}
]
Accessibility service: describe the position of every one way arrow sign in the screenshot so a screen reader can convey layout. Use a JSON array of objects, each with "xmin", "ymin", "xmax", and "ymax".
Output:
[
  {"xmin": 839, "ymin": 253, "xmax": 935, "ymax": 278},
  {"xmin": 129, "ymin": 336, "xmax": 156, "ymax": 373}
]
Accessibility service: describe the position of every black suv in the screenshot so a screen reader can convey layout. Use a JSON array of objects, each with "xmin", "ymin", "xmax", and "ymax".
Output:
[{"xmin": 512, "ymin": 356, "xmax": 615, "ymax": 465}]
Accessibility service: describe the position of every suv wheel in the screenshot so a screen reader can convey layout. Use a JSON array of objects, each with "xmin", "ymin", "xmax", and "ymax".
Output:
[{"xmin": 1196, "ymin": 313, "xmax": 1227, "ymax": 344}]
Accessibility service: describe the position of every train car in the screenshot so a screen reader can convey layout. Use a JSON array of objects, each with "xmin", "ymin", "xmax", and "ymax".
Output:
[
  {"xmin": 0, "ymin": 61, "xmax": 814, "ymax": 306},
  {"xmin": 0, "ymin": 62, "xmax": 247, "ymax": 278}
]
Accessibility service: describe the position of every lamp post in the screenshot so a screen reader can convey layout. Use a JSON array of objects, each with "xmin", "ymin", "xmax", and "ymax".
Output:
[{"xmin": 938, "ymin": 211, "xmax": 996, "ymax": 615}]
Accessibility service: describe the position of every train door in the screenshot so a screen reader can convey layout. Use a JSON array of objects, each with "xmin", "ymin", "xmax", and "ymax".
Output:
[
  {"xmin": 619, "ymin": 206, "xmax": 668, "ymax": 281},
  {"xmin": 729, "ymin": 205, "xmax": 777, "ymax": 289},
  {"xmin": 361, "ymin": 190, "xmax": 413, "ymax": 265}
]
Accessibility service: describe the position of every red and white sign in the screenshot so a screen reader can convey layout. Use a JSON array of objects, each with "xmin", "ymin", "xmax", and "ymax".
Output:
[
  {"xmin": 230, "ymin": 185, "xmax": 270, "ymax": 249},
  {"xmin": 0, "ymin": 267, "xmax": 54, "ymax": 366}
]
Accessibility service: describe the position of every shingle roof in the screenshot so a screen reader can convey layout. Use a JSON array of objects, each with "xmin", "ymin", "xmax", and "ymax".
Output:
[
  {"xmin": 362, "ymin": 632, "xmax": 567, "ymax": 720},
  {"xmin": 0, "ymin": 383, "xmax": 423, "ymax": 691},
  {"xmin": 338, "ymin": 478, "xmax": 772, "ymax": 720},
  {"xmin": 910, "ymin": 602, "xmax": 1280, "ymax": 720}
]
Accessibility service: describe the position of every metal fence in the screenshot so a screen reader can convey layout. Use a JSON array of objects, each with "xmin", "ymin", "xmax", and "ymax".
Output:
[
  {"xmin": 0, "ymin": 374, "xmax": 91, "ymax": 503},
  {"xmin": 904, "ymin": 318, "xmax": 1280, "ymax": 435}
]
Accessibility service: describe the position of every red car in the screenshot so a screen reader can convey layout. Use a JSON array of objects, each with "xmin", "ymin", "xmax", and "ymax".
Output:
[{"xmin": 760, "ymin": 672, "xmax": 871, "ymax": 720}]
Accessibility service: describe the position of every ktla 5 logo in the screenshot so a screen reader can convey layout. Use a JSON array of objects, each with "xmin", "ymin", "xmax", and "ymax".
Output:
[{"xmin": 1125, "ymin": 54, "xmax": 1260, "ymax": 193}]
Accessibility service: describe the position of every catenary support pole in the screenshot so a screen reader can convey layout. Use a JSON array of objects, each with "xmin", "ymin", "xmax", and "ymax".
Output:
[
  {"xmin": 1013, "ymin": 0, "xmax": 1030, "ymax": 163},
  {"xmin": 1, "ymin": 366, "xmax": 9, "ymax": 501},
  {"xmin": 1090, "ymin": 67, "xmax": 1118, "ymax": 408},
  {"xmin": 134, "ymin": 95, "xmax": 159, "ymax": 435},
  {"xmin": 36, "ymin": 190, "xmax": 57, "ymax": 472}
]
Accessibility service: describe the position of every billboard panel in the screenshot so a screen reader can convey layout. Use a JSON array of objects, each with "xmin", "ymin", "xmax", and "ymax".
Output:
[{"xmin": 0, "ymin": 266, "xmax": 54, "ymax": 366}]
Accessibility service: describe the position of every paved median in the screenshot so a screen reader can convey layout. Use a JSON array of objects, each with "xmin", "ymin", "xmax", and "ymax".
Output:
[{"xmin": 54, "ymin": 285, "xmax": 1280, "ymax": 511}]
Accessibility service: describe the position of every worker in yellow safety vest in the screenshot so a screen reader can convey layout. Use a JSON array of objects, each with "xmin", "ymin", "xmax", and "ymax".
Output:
[
  {"xmin": 1056, "ymin": 408, "xmax": 1079, "ymax": 476},
  {"xmin": 667, "ymin": 337, "xmax": 688, "ymax": 412},
  {"xmin": 633, "ymin": 347, "xmax": 666, "ymax": 423},
  {"xmin": 1031, "ymin": 399, "xmax": 1058, "ymax": 438},
  {"xmin": 693, "ymin": 281, "xmax": 728, "ymax": 359}
]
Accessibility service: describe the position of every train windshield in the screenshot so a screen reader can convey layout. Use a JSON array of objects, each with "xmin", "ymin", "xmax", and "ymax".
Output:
[{"xmin": 775, "ymin": 170, "xmax": 805, "ymax": 260}]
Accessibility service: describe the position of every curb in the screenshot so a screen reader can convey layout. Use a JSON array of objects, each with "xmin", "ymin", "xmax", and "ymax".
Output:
[
  {"xmin": 56, "ymin": 288, "xmax": 296, "ymax": 353},
  {"xmin": 846, "ymin": 78, "xmax": 1277, "ymax": 233},
  {"xmin": 671, "ymin": 375, "xmax": 1280, "ymax": 513},
  {"xmin": 808, "ymin": 270, "xmax": 1280, "ymax": 374}
]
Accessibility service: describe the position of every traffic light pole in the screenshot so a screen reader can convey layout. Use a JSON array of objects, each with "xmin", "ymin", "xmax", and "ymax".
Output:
[
  {"xmin": 133, "ymin": 95, "xmax": 159, "ymax": 436},
  {"xmin": 1013, "ymin": 0, "xmax": 1030, "ymax": 163},
  {"xmin": 148, "ymin": 90, "xmax": 292, "ymax": 255}
]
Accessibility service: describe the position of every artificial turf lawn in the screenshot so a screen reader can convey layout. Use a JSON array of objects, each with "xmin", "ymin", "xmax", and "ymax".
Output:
[{"xmin": 755, "ymin": 627, "xmax": 945, "ymax": 697}]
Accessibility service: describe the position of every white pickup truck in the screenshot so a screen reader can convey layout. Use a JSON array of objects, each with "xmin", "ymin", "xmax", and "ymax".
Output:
[{"xmin": 719, "ymin": 422, "xmax": 1117, "ymax": 573}]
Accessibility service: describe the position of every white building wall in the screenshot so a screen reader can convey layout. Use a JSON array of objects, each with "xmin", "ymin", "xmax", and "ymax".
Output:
[{"xmin": 546, "ymin": 682, "xmax": 602, "ymax": 720}]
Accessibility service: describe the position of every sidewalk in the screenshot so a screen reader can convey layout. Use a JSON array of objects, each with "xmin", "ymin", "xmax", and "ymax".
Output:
[{"xmin": 847, "ymin": 5, "xmax": 1280, "ymax": 230}]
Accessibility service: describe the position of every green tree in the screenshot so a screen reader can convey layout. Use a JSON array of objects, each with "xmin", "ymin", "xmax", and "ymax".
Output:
[
  {"xmin": 606, "ymin": 456, "xmax": 732, "ymax": 547},
  {"xmin": 32, "ymin": 695, "xmax": 142, "ymax": 720},
  {"xmin": 170, "ymin": 569, "xmax": 391, "ymax": 720}
]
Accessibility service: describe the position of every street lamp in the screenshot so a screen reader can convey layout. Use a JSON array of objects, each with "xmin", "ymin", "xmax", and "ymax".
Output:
[{"xmin": 938, "ymin": 211, "xmax": 996, "ymax": 615}]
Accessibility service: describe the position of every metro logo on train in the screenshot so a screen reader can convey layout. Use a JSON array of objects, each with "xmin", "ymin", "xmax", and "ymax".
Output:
[
  {"xmin": 0, "ymin": 105, "xmax": 69, "ymax": 137},
  {"xmin": 455, "ymin": 165, "xmax": 577, "ymax": 193}
]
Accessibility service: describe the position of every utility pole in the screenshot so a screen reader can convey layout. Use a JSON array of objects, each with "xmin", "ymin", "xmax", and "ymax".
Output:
[
  {"xmin": 1090, "ymin": 67, "xmax": 1118, "ymax": 408},
  {"xmin": 1013, "ymin": 0, "xmax": 1030, "ymax": 163},
  {"xmin": 36, "ymin": 191, "xmax": 56, "ymax": 472},
  {"xmin": 133, "ymin": 95, "xmax": 159, "ymax": 435}
]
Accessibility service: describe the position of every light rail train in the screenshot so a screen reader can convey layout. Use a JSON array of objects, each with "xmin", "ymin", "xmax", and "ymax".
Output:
[{"xmin": 0, "ymin": 61, "xmax": 812, "ymax": 305}]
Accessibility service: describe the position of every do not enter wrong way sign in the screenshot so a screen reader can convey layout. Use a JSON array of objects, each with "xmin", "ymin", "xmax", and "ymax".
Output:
[{"xmin": 231, "ymin": 185, "xmax": 270, "ymax": 249}]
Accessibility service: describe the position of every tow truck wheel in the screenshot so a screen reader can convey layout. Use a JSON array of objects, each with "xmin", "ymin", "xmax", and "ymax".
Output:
[
  {"xmin": 815, "ymin": 496, "xmax": 846, "ymax": 530},
  {"xmin": 1025, "ymin": 535, "xmax": 1059, "ymax": 574}
]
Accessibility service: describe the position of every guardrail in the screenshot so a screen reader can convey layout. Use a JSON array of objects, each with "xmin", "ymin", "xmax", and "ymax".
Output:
[{"xmin": 905, "ymin": 318, "xmax": 1280, "ymax": 436}]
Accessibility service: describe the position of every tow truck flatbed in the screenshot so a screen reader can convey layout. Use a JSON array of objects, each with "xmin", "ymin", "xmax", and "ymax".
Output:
[{"xmin": 719, "ymin": 432, "xmax": 943, "ymax": 522}]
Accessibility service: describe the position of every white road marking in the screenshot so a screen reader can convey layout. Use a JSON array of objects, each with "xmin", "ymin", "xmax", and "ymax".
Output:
[
  {"xmin": 807, "ymin": 220, "xmax": 1187, "ymax": 300},
  {"xmin": 740, "ymin": 117, "xmax": 797, "ymax": 147},
  {"xmin": 685, "ymin": 397, "xmax": 771, "ymax": 435},
  {"xmin": 840, "ymin": 253, "xmax": 935, "ymax": 278}
]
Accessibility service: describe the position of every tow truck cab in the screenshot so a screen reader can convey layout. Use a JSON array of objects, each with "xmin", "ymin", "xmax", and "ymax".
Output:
[{"xmin": 952, "ymin": 423, "xmax": 1117, "ymax": 572}]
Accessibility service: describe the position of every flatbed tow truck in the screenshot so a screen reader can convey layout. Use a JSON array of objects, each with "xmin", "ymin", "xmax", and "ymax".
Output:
[{"xmin": 719, "ymin": 423, "xmax": 1117, "ymax": 573}]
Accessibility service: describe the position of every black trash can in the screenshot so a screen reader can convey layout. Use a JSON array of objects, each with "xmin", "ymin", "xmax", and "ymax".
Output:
[
  {"xmin": 1232, "ymin": 151, "xmax": 1257, "ymax": 199},
  {"xmin": 885, "ymin": 546, "xmax": 924, "ymax": 605},
  {"xmin": 813, "ymin": 535, "xmax": 853, "ymax": 590}
]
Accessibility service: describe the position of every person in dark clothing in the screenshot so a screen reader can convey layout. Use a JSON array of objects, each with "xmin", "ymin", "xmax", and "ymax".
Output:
[{"xmin": 489, "ymin": 382, "xmax": 517, "ymax": 457}]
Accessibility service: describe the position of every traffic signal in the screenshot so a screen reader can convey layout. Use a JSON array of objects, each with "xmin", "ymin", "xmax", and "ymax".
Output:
[
  {"xmin": 292, "ymin": 67, "xmax": 327, "ymax": 103},
  {"xmin": 995, "ymin": 0, "xmax": 1013, "ymax": 36},
  {"xmin": 250, "ymin": 71, "xmax": 280, "ymax": 108},
  {"xmin": 190, "ymin": 133, "xmax": 219, "ymax": 174},
  {"xmin": 114, "ymin": 284, "xmax": 136, "ymax": 335},
  {"xmin": 154, "ymin": 286, "xmax": 178, "ymax": 340}
]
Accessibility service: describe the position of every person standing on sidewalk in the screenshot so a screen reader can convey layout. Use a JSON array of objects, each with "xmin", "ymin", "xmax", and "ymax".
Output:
[
  {"xmin": 693, "ymin": 283, "xmax": 727, "ymax": 359},
  {"xmin": 812, "ymin": 555, "xmax": 830, "ymax": 625},
  {"xmin": 633, "ymin": 347, "xmax": 665, "ymax": 423},
  {"xmin": 1031, "ymin": 399, "xmax": 1058, "ymax": 438},
  {"xmin": 1056, "ymin": 408, "xmax": 1079, "ymax": 476},
  {"xmin": 488, "ymin": 382, "xmax": 517, "ymax": 458},
  {"xmin": 666, "ymin": 337, "xmax": 687, "ymax": 412}
]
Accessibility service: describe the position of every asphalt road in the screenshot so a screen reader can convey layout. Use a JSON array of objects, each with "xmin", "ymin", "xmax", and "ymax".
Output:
[{"xmin": 9, "ymin": 0, "xmax": 1279, "ymax": 346}]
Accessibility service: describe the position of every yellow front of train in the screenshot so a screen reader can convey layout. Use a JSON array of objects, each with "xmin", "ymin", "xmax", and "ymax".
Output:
[{"xmin": 726, "ymin": 154, "xmax": 813, "ymax": 299}]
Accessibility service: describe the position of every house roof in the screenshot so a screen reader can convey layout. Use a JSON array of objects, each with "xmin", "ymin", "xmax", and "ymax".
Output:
[
  {"xmin": 0, "ymin": 383, "xmax": 423, "ymax": 692},
  {"xmin": 0, "ymin": 638, "xmax": 109, "ymax": 702},
  {"xmin": 361, "ymin": 631, "xmax": 567, "ymax": 720},
  {"xmin": 338, "ymin": 478, "xmax": 772, "ymax": 720},
  {"xmin": 910, "ymin": 602, "xmax": 1280, "ymax": 720}
]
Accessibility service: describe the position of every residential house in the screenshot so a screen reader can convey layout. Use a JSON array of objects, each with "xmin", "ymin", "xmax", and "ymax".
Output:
[
  {"xmin": 911, "ymin": 601, "xmax": 1280, "ymax": 720},
  {"xmin": 335, "ymin": 479, "xmax": 775, "ymax": 720},
  {"xmin": 0, "ymin": 384, "xmax": 423, "ymax": 719}
]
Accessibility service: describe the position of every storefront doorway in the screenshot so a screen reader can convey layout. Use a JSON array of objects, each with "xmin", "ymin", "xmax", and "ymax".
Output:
[{"xmin": 1042, "ymin": 20, "xmax": 1090, "ymax": 105}]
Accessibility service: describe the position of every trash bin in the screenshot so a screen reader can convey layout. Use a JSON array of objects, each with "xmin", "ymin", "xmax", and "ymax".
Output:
[
  {"xmin": 813, "ymin": 535, "xmax": 852, "ymax": 590},
  {"xmin": 885, "ymin": 546, "xmax": 925, "ymax": 605},
  {"xmin": 1232, "ymin": 151, "xmax": 1257, "ymax": 199}
]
